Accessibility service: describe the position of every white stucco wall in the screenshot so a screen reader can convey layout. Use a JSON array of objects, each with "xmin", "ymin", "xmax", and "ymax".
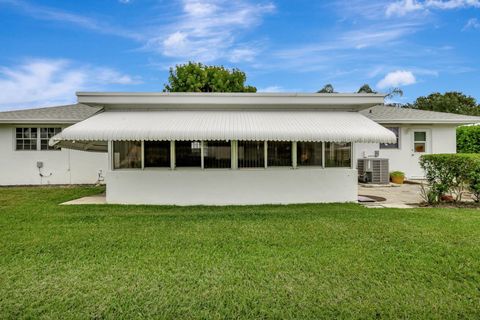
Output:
[
  {"xmin": 0, "ymin": 125, "xmax": 108, "ymax": 185},
  {"xmin": 355, "ymin": 124, "xmax": 458, "ymax": 178},
  {"xmin": 106, "ymin": 168, "xmax": 358, "ymax": 205}
]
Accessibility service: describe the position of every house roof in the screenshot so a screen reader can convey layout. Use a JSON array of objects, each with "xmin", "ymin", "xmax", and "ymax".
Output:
[
  {"xmin": 0, "ymin": 104, "xmax": 102, "ymax": 124},
  {"xmin": 76, "ymin": 92, "xmax": 386, "ymax": 112},
  {"xmin": 50, "ymin": 110, "xmax": 396, "ymax": 151},
  {"xmin": 361, "ymin": 105, "xmax": 480, "ymax": 124}
]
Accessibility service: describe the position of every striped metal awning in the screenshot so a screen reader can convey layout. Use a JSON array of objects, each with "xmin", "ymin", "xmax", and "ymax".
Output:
[{"xmin": 51, "ymin": 110, "xmax": 396, "ymax": 152}]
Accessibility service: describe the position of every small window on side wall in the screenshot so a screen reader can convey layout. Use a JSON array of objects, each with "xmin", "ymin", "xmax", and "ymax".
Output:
[
  {"xmin": 380, "ymin": 127, "xmax": 399, "ymax": 149},
  {"xmin": 414, "ymin": 131, "xmax": 427, "ymax": 153},
  {"xmin": 325, "ymin": 142, "xmax": 351, "ymax": 167},
  {"xmin": 40, "ymin": 128, "xmax": 62, "ymax": 150},
  {"xmin": 15, "ymin": 128, "xmax": 38, "ymax": 150},
  {"xmin": 113, "ymin": 141, "xmax": 142, "ymax": 169},
  {"xmin": 297, "ymin": 142, "xmax": 322, "ymax": 166}
]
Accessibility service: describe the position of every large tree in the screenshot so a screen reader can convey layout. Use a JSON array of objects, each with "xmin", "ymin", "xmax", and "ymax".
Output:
[
  {"xmin": 408, "ymin": 92, "xmax": 480, "ymax": 116},
  {"xmin": 163, "ymin": 62, "xmax": 257, "ymax": 93}
]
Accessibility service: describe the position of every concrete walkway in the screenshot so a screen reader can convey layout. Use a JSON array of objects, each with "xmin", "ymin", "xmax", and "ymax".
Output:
[
  {"xmin": 359, "ymin": 183, "xmax": 423, "ymax": 208},
  {"xmin": 61, "ymin": 194, "xmax": 107, "ymax": 205}
]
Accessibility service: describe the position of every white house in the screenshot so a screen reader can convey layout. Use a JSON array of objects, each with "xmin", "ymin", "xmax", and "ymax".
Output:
[
  {"xmin": 357, "ymin": 105, "xmax": 480, "ymax": 178},
  {"xmin": 1, "ymin": 93, "xmax": 479, "ymax": 204},
  {"xmin": 0, "ymin": 104, "xmax": 107, "ymax": 185},
  {"xmin": 48, "ymin": 92, "xmax": 395, "ymax": 205}
]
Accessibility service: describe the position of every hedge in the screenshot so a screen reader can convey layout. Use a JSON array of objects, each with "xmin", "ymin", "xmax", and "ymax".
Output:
[
  {"xmin": 457, "ymin": 126, "xmax": 480, "ymax": 153},
  {"xmin": 419, "ymin": 154, "xmax": 480, "ymax": 203}
]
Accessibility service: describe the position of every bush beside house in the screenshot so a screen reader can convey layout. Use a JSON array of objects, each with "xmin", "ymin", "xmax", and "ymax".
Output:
[
  {"xmin": 420, "ymin": 154, "xmax": 480, "ymax": 203},
  {"xmin": 457, "ymin": 126, "xmax": 480, "ymax": 153}
]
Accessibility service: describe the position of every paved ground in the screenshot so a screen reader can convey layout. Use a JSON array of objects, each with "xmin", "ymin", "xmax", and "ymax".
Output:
[
  {"xmin": 61, "ymin": 184, "xmax": 424, "ymax": 208},
  {"xmin": 359, "ymin": 183, "xmax": 423, "ymax": 208},
  {"xmin": 61, "ymin": 194, "xmax": 106, "ymax": 205}
]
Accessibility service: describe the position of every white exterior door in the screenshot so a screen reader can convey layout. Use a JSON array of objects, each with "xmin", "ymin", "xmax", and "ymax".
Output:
[{"xmin": 410, "ymin": 129, "xmax": 431, "ymax": 178}]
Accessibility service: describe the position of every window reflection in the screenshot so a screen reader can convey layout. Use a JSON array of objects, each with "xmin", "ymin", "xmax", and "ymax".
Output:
[
  {"xmin": 113, "ymin": 141, "xmax": 142, "ymax": 169},
  {"xmin": 325, "ymin": 142, "xmax": 351, "ymax": 167},
  {"xmin": 297, "ymin": 142, "xmax": 322, "ymax": 166}
]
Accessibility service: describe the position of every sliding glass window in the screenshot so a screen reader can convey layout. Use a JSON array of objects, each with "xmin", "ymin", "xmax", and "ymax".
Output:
[
  {"xmin": 325, "ymin": 142, "xmax": 351, "ymax": 167},
  {"xmin": 238, "ymin": 141, "xmax": 264, "ymax": 168},
  {"xmin": 144, "ymin": 141, "xmax": 170, "ymax": 168},
  {"xmin": 267, "ymin": 141, "xmax": 292, "ymax": 167},
  {"xmin": 204, "ymin": 141, "xmax": 231, "ymax": 169},
  {"xmin": 297, "ymin": 142, "xmax": 323, "ymax": 166},
  {"xmin": 176, "ymin": 141, "xmax": 201, "ymax": 167},
  {"xmin": 113, "ymin": 141, "xmax": 142, "ymax": 169}
]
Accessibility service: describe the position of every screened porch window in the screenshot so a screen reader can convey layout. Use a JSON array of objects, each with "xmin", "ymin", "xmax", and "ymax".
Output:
[
  {"xmin": 113, "ymin": 141, "xmax": 142, "ymax": 169},
  {"xmin": 238, "ymin": 141, "xmax": 264, "ymax": 168},
  {"xmin": 204, "ymin": 141, "xmax": 231, "ymax": 169},
  {"xmin": 176, "ymin": 141, "xmax": 201, "ymax": 167},
  {"xmin": 144, "ymin": 141, "xmax": 170, "ymax": 167},
  {"xmin": 325, "ymin": 142, "xmax": 351, "ymax": 167},
  {"xmin": 297, "ymin": 142, "xmax": 322, "ymax": 166},
  {"xmin": 267, "ymin": 141, "xmax": 292, "ymax": 166}
]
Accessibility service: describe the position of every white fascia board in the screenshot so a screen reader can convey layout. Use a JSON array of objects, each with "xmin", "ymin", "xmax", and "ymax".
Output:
[
  {"xmin": 0, "ymin": 120, "xmax": 80, "ymax": 124},
  {"xmin": 76, "ymin": 92, "xmax": 386, "ymax": 111},
  {"xmin": 374, "ymin": 119, "xmax": 480, "ymax": 125}
]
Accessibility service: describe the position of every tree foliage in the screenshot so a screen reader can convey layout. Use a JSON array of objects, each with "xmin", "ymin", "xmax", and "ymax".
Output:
[
  {"xmin": 163, "ymin": 62, "xmax": 257, "ymax": 93},
  {"xmin": 457, "ymin": 126, "xmax": 480, "ymax": 153},
  {"xmin": 357, "ymin": 84, "xmax": 376, "ymax": 94},
  {"xmin": 317, "ymin": 84, "xmax": 335, "ymax": 93},
  {"xmin": 408, "ymin": 92, "xmax": 480, "ymax": 116}
]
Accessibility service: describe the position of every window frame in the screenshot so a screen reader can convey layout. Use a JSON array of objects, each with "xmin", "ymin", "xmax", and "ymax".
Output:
[
  {"xmin": 380, "ymin": 127, "xmax": 400, "ymax": 150},
  {"xmin": 324, "ymin": 142, "xmax": 352, "ymax": 168},
  {"xmin": 203, "ymin": 140, "xmax": 232, "ymax": 169},
  {"xmin": 296, "ymin": 141, "xmax": 324, "ymax": 167},
  {"xmin": 14, "ymin": 126, "xmax": 62, "ymax": 151},
  {"xmin": 109, "ymin": 140, "xmax": 357, "ymax": 171},
  {"xmin": 413, "ymin": 130, "xmax": 428, "ymax": 153}
]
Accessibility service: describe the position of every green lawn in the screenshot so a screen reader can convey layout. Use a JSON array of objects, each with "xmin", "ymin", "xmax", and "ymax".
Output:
[{"xmin": 0, "ymin": 186, "xmax": 479, "ymax": 319}]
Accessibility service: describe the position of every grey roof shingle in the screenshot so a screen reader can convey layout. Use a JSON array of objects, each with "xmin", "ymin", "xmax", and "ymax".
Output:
[
  {"xmin": 0, "ymin": 104, "xmax": 102, "ymax": 124},
  {"xmin": 2, "ymin": 103, "xmax": 480, "ymax": 125},
  {"xmin": 361, "ymin": 105, "xmax": 480, "ymax": 124}
]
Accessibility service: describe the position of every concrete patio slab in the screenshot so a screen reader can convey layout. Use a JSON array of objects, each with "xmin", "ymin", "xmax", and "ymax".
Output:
[{"xmin": 359, "ymin": 183, "xmax": 422, "ymax": 208}]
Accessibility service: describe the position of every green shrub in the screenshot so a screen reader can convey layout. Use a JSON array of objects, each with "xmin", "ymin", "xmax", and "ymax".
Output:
[
  {"xmin": 457, "ymin": 126, "xmax": 480, "ymax": 153},
  {"xmin": 419, "ymin": 154, "xmax": 480, "ymax": 203}
]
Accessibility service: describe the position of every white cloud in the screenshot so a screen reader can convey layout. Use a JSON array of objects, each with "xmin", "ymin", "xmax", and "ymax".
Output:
[
  {"xmin": 183, "ymin": 0, "xmax": 218, "ymax": 16},
  {"xmin": 386, "ymin": 0, "xmax": 423, "ymax": 17},
  {"xmin": 257, "ymin": 85, "xmax": 284, "ymax": 92},
  {"xmin": 146, "ymin": 0, "xmax": 275, "ymax": 62},
  {"xmin": 377, "ymin": 70, "xmax": 416, "ymax": 88},
  {"xmin": 1, "ymin": 0, "xmax": 142, "ymax": 40},
  {"xmin": 463, "ymin": 18, "xmax": 480, "ymax": 30},
  {"xmin": 118, "ymin": 0, "xmax": 131, "ymax": 3},
  {"xmin": 425, "ymin": 0, "xmax": 480, "ymax": 9},
  {"xmin": 386, "ymin": 0, "xmax": 480, "ymax": 17},
  {"xmin": 229, "ymin": 47, "xmax": 257, "ymax": 62},
  {"xmin": 0, "ymin": 59, "xmax": 140, "ymax": 110}
]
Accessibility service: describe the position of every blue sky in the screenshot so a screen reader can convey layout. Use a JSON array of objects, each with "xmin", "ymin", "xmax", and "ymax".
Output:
[{"xmin": 0, "ymin": 0, "xmax": 479, "ymax": 110}]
